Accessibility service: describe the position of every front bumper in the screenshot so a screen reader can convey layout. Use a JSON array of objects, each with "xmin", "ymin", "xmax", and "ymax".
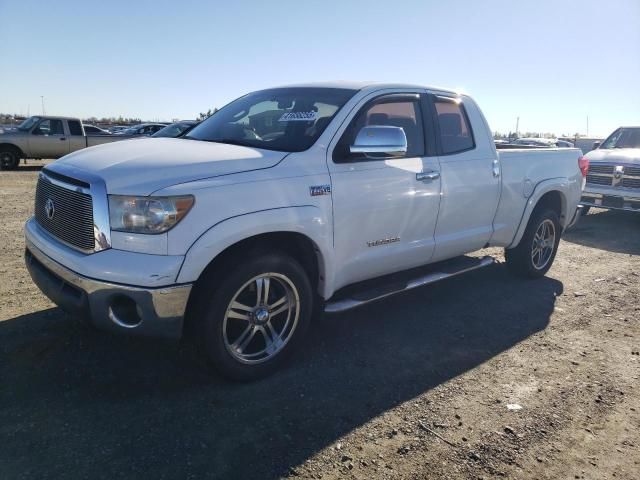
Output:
[
  {"xmin": 25, "ymin": 239, "xmax": 192, "ymax": 339},
  {"xmin": 580, "ymin": 191, "xmax": 640, "ymax": 212}
]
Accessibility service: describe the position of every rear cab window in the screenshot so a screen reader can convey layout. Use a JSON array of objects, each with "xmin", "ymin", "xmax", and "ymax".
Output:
[
  {"xmin": 68, "ymin": 120, "xmax": 83, "ymax": 136},
  {"xmin": 433, "ymin": 96, "xmax": 475, "ymax": 155}
]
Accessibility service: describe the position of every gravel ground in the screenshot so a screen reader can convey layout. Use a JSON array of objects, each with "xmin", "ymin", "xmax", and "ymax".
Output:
[{"xmin": 1, "ymin": 162, "xmax": 639, "ymax": 480}]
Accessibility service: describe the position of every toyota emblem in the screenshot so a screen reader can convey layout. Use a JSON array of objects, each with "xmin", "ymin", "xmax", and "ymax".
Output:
[{"xmin": 45, "ymin": 198, "xmax": 56, "ymax": 220}]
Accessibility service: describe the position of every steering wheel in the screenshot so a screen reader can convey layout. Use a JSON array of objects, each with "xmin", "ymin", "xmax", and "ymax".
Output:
[{"xmin": 242, "ymin": 125, "xmax": 262, "ymax": 140}]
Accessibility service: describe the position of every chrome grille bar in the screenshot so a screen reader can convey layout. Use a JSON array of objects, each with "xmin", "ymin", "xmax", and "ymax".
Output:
[{"xmin": 35, "ymin": 174, "xmax": 96, "ymax": 251}]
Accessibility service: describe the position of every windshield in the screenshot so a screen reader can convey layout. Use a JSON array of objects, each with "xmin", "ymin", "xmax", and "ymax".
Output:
[
  {"xmin": 17, "ymin": 116, "xmax": 40, "ymax": 131},
  {"xmin": 152, "ymin": 122, "xmax": 195, "ymax": 138},
  {"xmin": 185, "ymin": 87, "xmax": 357, "ymax": 152},
  {"xmin": 600, "ymin": 128, "xmax": 640, "ymax": 149}
]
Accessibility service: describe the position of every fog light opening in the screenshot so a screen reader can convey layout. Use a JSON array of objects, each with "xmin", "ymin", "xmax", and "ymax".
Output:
[{"xmin": 108, "ymin": 295, "xmax": 142, "ymax": 328}]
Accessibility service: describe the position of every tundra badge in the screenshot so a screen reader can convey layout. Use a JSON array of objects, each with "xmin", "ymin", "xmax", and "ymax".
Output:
[{"xmin": 310, "ymin": 185, "xmax": 332, "ymax": 196}]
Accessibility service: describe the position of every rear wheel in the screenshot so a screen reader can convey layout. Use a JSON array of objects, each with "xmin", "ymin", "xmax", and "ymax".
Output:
[
  {"xmin": 192, "ymin": 251, "xmax": 313, "ymax": 381},
  {"xmin": 0, "ymin": 149, "xmax": 19, "ymax": 170},
  {"xmin": 505, "ymin": 208, "xmax": 561, "ymax": 278}
]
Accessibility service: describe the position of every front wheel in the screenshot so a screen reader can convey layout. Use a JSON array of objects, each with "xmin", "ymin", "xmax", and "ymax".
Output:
[
  {"xmin": 505, "ymin": 208, "xmax": 561, "ymax": 278},
  {"xmin": 192, "ymin": 251, "xmax": 313, "ymax": 381},
  {"xmin": 0, "ymin": 149, "xmax": 19, "ymax": 170}
]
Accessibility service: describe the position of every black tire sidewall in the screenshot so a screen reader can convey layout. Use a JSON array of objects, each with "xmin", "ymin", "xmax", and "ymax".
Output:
[
  {"xmin": 0, "ymin": 150, "xmax": 18, "ymax": 170},
  {"xmin": 506, "ymin": 209, "xmax": 561, "ymax": 278},
  {"xmin": 195, "ymin": 252, "xmax": 313, "ymax": 381}
]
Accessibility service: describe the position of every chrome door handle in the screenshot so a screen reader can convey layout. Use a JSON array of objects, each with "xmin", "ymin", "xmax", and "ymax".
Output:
[
  {"xmin": 416, "ymin": 171, "xmax": 440, "ymax": 181},
  {"xmin": 492, "ymin": 159, "xmax": 500, "ymax": 178}
]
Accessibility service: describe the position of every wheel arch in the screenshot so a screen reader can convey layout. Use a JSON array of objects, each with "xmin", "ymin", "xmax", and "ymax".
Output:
[
  {"xmin": 181, "ymin": 229, "xmax": 328, "ymax": 338},
  {"xmin": 0, "ymin": 142, "xmax": 25, "ymax": 159},
  {"xmin": 508, "ymin": 180, "xmax": 570, "ymax": 249},
  {"xmin": 177, "ymin": 206, "xmax": 333, "ymax": 296}
]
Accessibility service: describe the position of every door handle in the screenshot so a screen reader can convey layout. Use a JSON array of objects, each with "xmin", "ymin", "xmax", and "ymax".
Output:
[
  {"xmin": 492, "ymin": 159, "xmax": 500, "ymax": 178},
  {"xmin": 416, "ymin": 171, "xmax": 440, "ymax": 181},
  {"xmin": 59, "ymin": 137, "xmax": 66, "ymax": 141}
]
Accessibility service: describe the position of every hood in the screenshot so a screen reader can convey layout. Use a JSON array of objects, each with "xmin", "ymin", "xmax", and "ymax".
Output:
[
  {"xmin": 53, "ymin": 138, "xmax": 287, "ymax": 195},
  {"xmin": 0, "ymin": 128, "xmax": 25, "ymax": 137},
  {"xmin": 585, "ymin": 148, "xmax": 640, "ymax": 165}
]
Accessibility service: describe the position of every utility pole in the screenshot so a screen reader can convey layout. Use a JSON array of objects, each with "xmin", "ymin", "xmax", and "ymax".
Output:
[
  {"xmin": 515, "ymin": 116, "xmax": 520, "ymax": 139},
  {"xmin": 40, "ymin": 96, "xmax": 45, "ymax": 115},
  {"xmin": 586, "ymin": 115, "xmax": 589, "ymax": 137}
]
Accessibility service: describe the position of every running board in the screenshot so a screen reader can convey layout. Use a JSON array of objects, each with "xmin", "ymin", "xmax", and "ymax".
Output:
[{"xmin": 324, "ymin": 255, "xmax": 496, "ymax": 313}]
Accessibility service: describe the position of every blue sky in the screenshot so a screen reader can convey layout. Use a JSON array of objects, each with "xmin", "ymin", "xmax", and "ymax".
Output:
[{"xmin": 1, "ymin": 0, "xmax": 638, "ymax": 136}]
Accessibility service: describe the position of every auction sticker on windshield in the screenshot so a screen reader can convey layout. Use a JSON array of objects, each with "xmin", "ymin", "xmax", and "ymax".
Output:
[{"xmin": 279, "ymin": 111, "xmax": 317, "ymax": 122}]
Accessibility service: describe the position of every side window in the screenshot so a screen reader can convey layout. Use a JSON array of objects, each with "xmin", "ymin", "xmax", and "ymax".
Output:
[
  {"xmin": 334, "ymin": 96, "xmax": 425, "ymax": 162},
  {"xmin": 68, "ymin": 120, "xmax": 83, "ymax": 136},
  {"xmin": 33, "ymin": 119, "xmax": 64, "ymax": 135},
  {"xmin": 434, "ymin": 97, "xmax": 474, "ymax": 154}
]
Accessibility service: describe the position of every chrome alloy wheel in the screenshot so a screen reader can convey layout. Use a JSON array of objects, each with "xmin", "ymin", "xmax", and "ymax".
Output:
[
  {"xmin": 222, "ymin": 273, "xmax": 300, "ymax": 364},
  {"xmin": 531, "ymin": 219, "xmax": 556, "ymax": 270}
]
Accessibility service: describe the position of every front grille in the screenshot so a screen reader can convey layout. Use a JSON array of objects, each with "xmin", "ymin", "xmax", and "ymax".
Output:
[
  {"xmin": 35, "ymin": 174, "xmax": 95, "ymax": 251},
  {"xmin": 622, "ymin": 177, "xmax": 640, "ymax": 189},
  {"xmin": 588, "ymin": 165, "xmax": 614, "ymax": 174},
  {"xmin": 625, "ymin": 166, "xmax": 640, "ymax": 176},
  {"xmin": 586, "ymin": 174, "xmax": 612, "ymax": 186}
]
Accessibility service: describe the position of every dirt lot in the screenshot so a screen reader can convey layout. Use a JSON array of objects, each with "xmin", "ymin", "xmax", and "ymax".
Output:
[{"xmin": 1, "ymin": 162, "xmax": 639, "ymax": 480}]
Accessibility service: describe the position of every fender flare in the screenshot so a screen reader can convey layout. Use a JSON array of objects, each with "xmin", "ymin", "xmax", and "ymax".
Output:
[
  {"xmin": 176, "ymin": 206, "xmax": 334, "ymax": 297},
  {"xmin": 507, "ymin": 178, "xmax": 570, "ymax": 249}
]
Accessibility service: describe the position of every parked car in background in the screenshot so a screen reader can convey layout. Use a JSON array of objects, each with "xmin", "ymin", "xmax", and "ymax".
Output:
[
  {"xmin": 82, "ymin": 124, "xmax": 111, "ymax": 135},
  {"xmin": 24, "ymin": 83, "xmax": 585, "ymax": 380},
  {"xmin": 108, "ymin": 125, "xmax": 129, "ymax": 134},
  {"xmin": 151, "ymin": 120, "xmax": 198, "ymax": 138},
  {"xmin": 0, "ymin": 116, "xmax": 133, "ymax": 169},
  {"xmin": 114, "ymin": 123, "xmax": 167, "ymax": 136},
  {"xmin": 555, "ymin": 139, "xmax": 574, "ymax": 148},
  {"xmin": 580, "ymin": 126, "xmax": 640, "ymax": 214},
  {"xmin": 512, "ymin": 138, "xmax": 573, "ymax": 148}
]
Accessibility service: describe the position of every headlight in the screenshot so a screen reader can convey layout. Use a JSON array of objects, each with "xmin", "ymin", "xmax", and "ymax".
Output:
[{"xmin": 108, "ymin": 195, "xmax": 194, "ymax": 234}]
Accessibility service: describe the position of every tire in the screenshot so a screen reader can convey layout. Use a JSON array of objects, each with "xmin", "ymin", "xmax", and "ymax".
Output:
[
  {"xmin": 0, "ymin": 148, "xmax": 20, "ymax": 170},
  {"xmin": 192, "ymin": 251, "xmax": 313, "ymax": 381},
  {"xmin": 505, "ymin": 208, "xmax": 561, "ymax": 278}
]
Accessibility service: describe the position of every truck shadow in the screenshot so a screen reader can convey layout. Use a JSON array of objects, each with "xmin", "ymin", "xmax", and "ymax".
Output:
[
  {"xmin": 0, "ymin": 264, "xmax": 561, "ymax": 479},
  {"xmin": 16, "ymin": 164, "xmax": 46, "ymax": 172},
  {"xmin": 564, "ymin": 209, "xmax": 640, "ymax": 255}
]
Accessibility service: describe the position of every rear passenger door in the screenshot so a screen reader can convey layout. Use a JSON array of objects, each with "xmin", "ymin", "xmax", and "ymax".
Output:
[
  {"xmin": 427, "ymin": 94, "xmax": 500, "ymax": 261},
  {"xmin": 67, "ymin": 120, "xmax": 87, "ymax": 153}
]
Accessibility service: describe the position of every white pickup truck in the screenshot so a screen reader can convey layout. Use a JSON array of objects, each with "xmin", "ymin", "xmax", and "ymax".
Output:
[{"xmin": 24, "ymin": 83, "xmax": 585, "ymax": 380}]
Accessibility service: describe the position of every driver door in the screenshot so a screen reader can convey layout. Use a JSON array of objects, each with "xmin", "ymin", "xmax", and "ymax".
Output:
[
  {"xmin": 328, "ymin": 92, "xmax": 442, "ymax": 291},
  {"xmin": 28, "ymin": 119, "xmax": 70, "ymax": 158}
]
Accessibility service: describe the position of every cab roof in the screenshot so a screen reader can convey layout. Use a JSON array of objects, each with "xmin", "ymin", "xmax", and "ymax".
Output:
[{"xmin": 271, "ymin": 81, "xmax": 461, "ymax": 96}]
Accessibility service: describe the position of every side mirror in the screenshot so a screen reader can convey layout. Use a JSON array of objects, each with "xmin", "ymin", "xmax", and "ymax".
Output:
[
  {"xmin": 592, "ymin": 141, "xmax": 601, "ymax": 149},
  {"xmin": 350, "ymin": 126, "xmax": 407, "ymax": 156}
]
